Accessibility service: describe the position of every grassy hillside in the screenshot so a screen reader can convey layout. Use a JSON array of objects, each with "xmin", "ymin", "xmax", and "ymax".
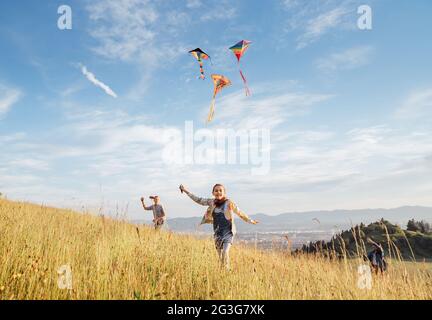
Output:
[
  {"xmin": 0, "ymin": 199, "xmax": 431, "ymax": 300},
  {"xmin": 300, "ymin": 220, "xmax": 432, "ymax": 261}
]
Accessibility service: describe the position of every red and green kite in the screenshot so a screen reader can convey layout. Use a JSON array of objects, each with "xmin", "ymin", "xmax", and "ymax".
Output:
[
  {"xmin": 207, "ymin": 74, "xmax": 231, "ymax": 123},
  {"xmin": 229, "ymin": 40, "xmax": 252, "ymax": 96},
  {"xmin": 189, "ymin": 48, "xmax": 211, "ymax": 80}
]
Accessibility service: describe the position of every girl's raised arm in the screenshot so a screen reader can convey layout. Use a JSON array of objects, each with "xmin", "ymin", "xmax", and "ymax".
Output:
[
  {"xmin": 180, "ymin": 185, "xmax": 213, "ymax": 206},
  {"xmin": 230, "ymin": 201, "xmax": 258, "ymax": 224}
]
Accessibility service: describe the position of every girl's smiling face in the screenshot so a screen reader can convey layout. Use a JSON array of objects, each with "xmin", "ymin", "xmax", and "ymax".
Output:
[{"xmin": 212, "ymin": 185, "xmax": 226, "ymax": 200}]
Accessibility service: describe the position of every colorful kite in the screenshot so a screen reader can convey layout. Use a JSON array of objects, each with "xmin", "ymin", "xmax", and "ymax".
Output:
[
  {"xmin": 189, "ymin": 48, "xmax": 211, "ymax": 80},
  {"xmin": 207, "ymin": 74, "xmax": 231, "ymax": 123},
  {"xmin": 229, "ymin": 40, "xmax": 252, "ymax": 96}
]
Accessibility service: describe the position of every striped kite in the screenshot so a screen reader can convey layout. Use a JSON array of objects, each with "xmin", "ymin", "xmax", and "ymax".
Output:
[
  {"xmin": 229, "ymin": 40, "xmax": 252, "ymax": 96},
  {"xmin": 189, "ymin": 48, "xmax": 211, "ymax": 80},
  {"xmin": 207, "ymin": 74, "xmax": 231, "ymax": 123}
]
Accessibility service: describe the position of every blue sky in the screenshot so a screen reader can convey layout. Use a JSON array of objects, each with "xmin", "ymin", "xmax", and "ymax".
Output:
[{"xmin": 1, "ymin": 0, "xmax": 432, "ymax": 219}]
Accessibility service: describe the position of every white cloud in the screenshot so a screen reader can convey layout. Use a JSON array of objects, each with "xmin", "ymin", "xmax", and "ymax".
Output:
[
  {"xmin": 8, "ymin": 159, "xmax": 50, "ymax": 171},
  {"xmin": 80, "ymin": 65, "xmax": 118, "ymax": 98},
  {"xmin": 85, "ymin": 0, "xmax": 190, "ymax": 100},
  {"xmin": 297, "ymin": 7, "xmax": 349, "ymax": 49},
  {"xmin": 247, "ymin": 124, "xmax": 432, "ymax": 213},
  {"xmin": 276, "ymin": 125, "xmax": 432, "ymax": 181},
  {"xmin": 200, "ymin": 7, "xmax": 236, "ymax": 22},
  {"xmin": 86, "ymin": 0, "xmax": 159, "ymax": 61},
  {"xmin": 281, "ymin": 0, "xmax": 372, "ymax": 49},
  {"xmin": 166, "ymin": 11, "xmax": 191, "ymax": 28},
  {"xmin": 316, "ymin": 46, "xmax": 374, "ymax": 71},
  {"xmin": 395, "ymin": 88, "xmax": 432, "ymax": 119},
  {"xmin": 210, "ymin": 84, "xmax": 334, "ymax": 130},
  {"xmin": 186, "ymin": 0, "xmax": 202, "ymax": 9},
  {"xmin": 0, "ymin": 132, "xmax": 26, "ymax": 144},
  {"xmin": 0, "ymin": 85, "xmax": 21, "ymax": 118},
  {"xmin": 282, "ymin": 0, "xmax": 301, "ymax": 10},
  {"xmin": 60, "ymin": 83, "xmax": 86, "ymax": 97}
]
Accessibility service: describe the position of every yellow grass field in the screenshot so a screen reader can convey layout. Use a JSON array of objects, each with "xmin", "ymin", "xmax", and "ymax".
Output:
[{"xmin": 0, "ymin": 198, "xmax": 431, "ymax": 300}]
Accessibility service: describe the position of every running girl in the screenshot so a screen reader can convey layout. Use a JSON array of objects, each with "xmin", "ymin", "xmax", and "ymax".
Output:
[
  {"xmin": 140, "ymin": 196, "xmax": 166, "ymax": 230},
  {"xmin": 179, "ymin": 184, "xmax": 258, "ymax": 269}
]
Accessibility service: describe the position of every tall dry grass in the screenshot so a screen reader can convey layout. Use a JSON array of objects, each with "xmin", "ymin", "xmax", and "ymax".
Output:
[{"xmin": 0, "ymin": 199, "xmax": 431, "ymax": 300}]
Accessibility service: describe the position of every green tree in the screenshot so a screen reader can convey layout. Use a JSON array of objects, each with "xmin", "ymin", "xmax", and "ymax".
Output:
[
  {"xmin": 418, "ymin": 220, "xmax": 431, "ymax": 234},
  {"xmin": 407, "ymin": 219, "xmax": 431, "ymax": 233},
  {"xmin": 407, "ymin": 219, "xmax": 420, "ymax": 232}
]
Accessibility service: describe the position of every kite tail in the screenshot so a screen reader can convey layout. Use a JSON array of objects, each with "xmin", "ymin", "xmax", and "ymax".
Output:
[
  {"xmin": 207, "ymin": 96, "xmax": 216, "ymax": 123},
  {"xmin": 239, "ymin": 69, "xmax": 251, "ymax": 96},
  {"xmin": 199, "ymin": 61, "xmax": 205, "ymax": 80}
]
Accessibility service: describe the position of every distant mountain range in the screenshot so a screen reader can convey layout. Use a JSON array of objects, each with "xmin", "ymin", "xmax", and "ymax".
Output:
[{"xmin": 131, "ymin": 206, "xmax": 432, "ymax": 234}]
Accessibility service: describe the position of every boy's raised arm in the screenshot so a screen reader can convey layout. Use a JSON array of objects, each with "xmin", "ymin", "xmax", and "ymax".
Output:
[{"xmin": 140, "ymin": 197, "xmax": 153, "ymax": 211}]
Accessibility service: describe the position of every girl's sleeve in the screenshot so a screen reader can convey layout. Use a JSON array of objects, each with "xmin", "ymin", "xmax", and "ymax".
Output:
[
  {"xmin": 186, "ymin": 192, "xmax": 213, "ymax": 206},
  {"xmin": 230, "ymin": 201, "xmax": 253, "ymax": 223}
]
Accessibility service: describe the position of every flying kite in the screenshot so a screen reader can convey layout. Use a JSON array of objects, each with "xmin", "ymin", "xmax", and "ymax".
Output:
[
  {"xmin": 229, "ymin": 40, "xmax": 252, "ymax": 96},
  {"xmin": 207, "ymin": 74, "xmax": 231, "ymax": 123},
  {"xmin": 188, "ymin": 48, "xmax": 211, "ymax": 80}
]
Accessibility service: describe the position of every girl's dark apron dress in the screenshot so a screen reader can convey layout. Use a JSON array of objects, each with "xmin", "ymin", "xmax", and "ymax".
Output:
[{"xmin": 212, "ymin": 201, "xmax": 234, "ymax": 250}]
